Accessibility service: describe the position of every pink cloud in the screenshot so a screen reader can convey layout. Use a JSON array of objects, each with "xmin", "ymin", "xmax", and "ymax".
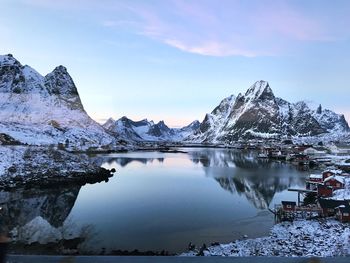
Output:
[
  {"xmin": 164, "ymin": 39, "xmax": 257, "ymax": 57},
  {"xmin": 20, "ymin": 0, "xmax": 348, "ymax": 57},
  {"xmin": 113, "ymin": 0, "xmax": 340, "ymax": 57},
  {"xmin": 253, "ymin": 1, "xmax": 334, "ymax": 41}
]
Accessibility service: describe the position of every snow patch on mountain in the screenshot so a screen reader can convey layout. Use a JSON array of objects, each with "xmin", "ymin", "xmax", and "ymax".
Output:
[
  {"xmin": 189, "ymin": 80, "xmax": 349, "ymax": 143},
  {"xmin": 103, "ymin": 116, "xmax": 199, "ymax": 142},
  {"xmin": 191, "ymin": 95, "xmax": 236, "ymax": 143},
  {"xmin": 0, "ymin": 54, "xmax": 115, "ymax": 149}
]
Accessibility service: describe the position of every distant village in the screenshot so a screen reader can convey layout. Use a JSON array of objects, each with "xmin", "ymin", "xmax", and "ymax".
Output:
[{"xmin": 256, "ymin": 141, "xmax": 350, "ymax": 224}]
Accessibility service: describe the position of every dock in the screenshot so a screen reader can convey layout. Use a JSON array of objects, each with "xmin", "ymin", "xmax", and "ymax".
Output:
[
  {"xmin": 287, "ymin": 188, "xmax": 317, "ymax": 206},
  {"xmin": 273, "ymin": 204, "xmax": 321, "ymax": 222}
]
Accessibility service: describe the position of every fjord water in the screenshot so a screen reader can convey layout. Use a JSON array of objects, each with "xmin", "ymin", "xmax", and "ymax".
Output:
[
  {"xmin": 66, "ymin": 148, "xmax": 307, "ymax": 253},
  {"xmin": 4, "ymin": 148, "xmax": 308, "ymax": 254}
]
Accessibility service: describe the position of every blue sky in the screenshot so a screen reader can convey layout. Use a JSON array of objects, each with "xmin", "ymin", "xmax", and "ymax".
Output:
[{"xmin": 1, "ymin": 0, "xmax": 350, "ymax": 127}]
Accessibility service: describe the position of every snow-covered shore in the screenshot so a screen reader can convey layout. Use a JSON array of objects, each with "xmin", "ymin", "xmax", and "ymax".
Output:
[
  {"xmin": 180, "ymin": 219, "xmax": 350, "ymax": 257},
  {"xmin": 0, "ymin": 145, "xmax": 114, "ymax": 189}
]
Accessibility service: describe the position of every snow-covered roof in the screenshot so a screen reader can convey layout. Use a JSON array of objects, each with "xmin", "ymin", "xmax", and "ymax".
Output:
[
  {"xmin": 323, "ymin": 169, "xmax": 343, "ymax": 175},
  {"xmin": 310, "ymin": 174, "xmax": 322, "ymax": 179},
  {"xmin": 324, "ymin": 175, "xmax": 345, "ymax": 184}
]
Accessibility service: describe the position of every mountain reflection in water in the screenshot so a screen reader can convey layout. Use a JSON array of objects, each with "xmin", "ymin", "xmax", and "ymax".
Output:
[
  {"xmin": 188, "ymin": 149, "xmax": 306, "ymax": 209},
  {"xmin": 0, "ymin": 148, "xmax": 308, "ymax": 254},
  {"xmin": 0, "ymin": 186, "xmax": 94, "ymax": 253},
  {"xmin": 0, "ymin": 186, "xmax": 80, "ymax": 229},
  {"xmin": 96, "ymin": 148, "xmax": 306, "ymax": 210}
]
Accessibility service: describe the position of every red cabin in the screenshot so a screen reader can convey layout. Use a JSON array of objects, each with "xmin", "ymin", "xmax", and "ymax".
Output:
[
  {"xmin": 322, "ymin": 170, "xmax": 342, "ymax": 181},
  {"xmin": 323, "ymin": 171, "xmax": 335, "ymax": 181},
  {"xmin": 309, "ymin": 174, "xmax": 323, "ymax": 183},
  {"xmin": 281, "ymin": 201, "xmax": 296, "ymax": 211},
  {"xmin": 318, "ymin": 198, "xmax": 348, "ymax": 217},
  {"xmin": 324, "ymin": 176, "xmax": 345, "ymax": 189},
  {"xmin": 306, "ymin": 174, "xmax": 322, "ymax": 191},
  {"xmin": 317, "ymin": 184, "xmax": 333, "ymax": 197}
]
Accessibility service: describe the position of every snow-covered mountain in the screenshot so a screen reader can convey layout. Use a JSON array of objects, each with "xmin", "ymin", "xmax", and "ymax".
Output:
[
  {"xmin": 190, "ymin": 80, "xmax": 349, "ymax": 143},
  {"xmin": 103, "ymin": 116, "xmax": 200, "ymax": 142},
  {"xmin": 0, "ymin": 54, "xmax": 114, "ymax": 148}
]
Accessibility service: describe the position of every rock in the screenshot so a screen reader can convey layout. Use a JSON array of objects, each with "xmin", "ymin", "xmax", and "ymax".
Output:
[{"xmin": 7, "ymin": 166, "xmax": 17, "ymax": 173}]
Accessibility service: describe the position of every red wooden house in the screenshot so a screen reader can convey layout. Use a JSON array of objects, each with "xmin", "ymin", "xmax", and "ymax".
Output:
[
  {"xmin": 281, "ymin": 201, "xmax": 296, "ymax": 211},
  {"xmin": 307, "ymin": 173, "xmax": 323, "ymax": 191},
  {"xmin": 324, "ymin": 175, "xmax": 345, "ymax": 189},
  {"xmin": 309, "ymin": 174, "xmax": 323, "ymax": 183},
  {"xmin": 322, "ymin": 170, "xmax": 343, "ymax": 181},
  {"xmin": 318, "ymin": 198, "xmax": 348, "ymax": 217},
  {"xmin": 317, "ymin": 184, "xmax": 333, "ymax": 197}
]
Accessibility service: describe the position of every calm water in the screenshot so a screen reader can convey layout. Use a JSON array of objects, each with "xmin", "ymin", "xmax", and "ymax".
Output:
[{"xmin": 2, "ymin": 148, "xmax": 309, "ymax": 254}]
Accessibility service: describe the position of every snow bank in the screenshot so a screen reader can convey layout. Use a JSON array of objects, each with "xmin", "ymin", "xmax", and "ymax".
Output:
[
  {"xmin": 0, "ymin": 145, "xmax": 112, "ymax": 188},
  {"xmin": 180, "ymin": 219, "xmax": 350, "ymax": 257}
]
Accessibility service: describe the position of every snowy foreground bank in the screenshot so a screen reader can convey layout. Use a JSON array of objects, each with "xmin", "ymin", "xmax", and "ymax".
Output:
[
  {"xmin": 181, "ymin": 219, "xmax": 350, "ymax": 257},
  {"xmin": 0, "ymin": 146, "xmax": 114, "ymax": 189}
]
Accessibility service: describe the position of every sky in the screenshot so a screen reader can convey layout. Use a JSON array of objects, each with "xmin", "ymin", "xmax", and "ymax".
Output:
[{"xmin": 1, "ymin": 0, "xmax": 350, "ymax": 127}]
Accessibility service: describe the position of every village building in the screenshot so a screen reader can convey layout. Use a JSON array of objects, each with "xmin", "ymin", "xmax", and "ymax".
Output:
[
  {"xmin": 309, "ymin": 174, "xmax": 323, "ymax": 182},
  {"xmin": 328, "ymin": 144, "xmax": 350, "ymax": 156},
  {"xmin": 318, "ymin": 199, "xmax": 348, "ymax": 217},
  {"xmin": 278, "ymin": 167, "xmax": 350, "ymax": 224},
  {"xmin": 306, "ymin": 174, "xmax": 322, "ymax": 191},
  {"xmin": 281, "ymin": 201, "xmax": 296, "ymax": 211},
  {"xmin": 317, "ymin": 184, "xmax": 333, "ymax": 197},
  {"xmin": 337, "ymin": 160, "xmax": 350, "ymax": 172},
  {"xmin": 303, "ymin": 147, "xmax": 327, "ymax": 157},
  {"xmin": 322, "ymin": 169, "xmax": 343, "ymax": 181},
  {"xmin": 335, "ymin": 205, "xmax": 350, "ymax": 223},
  {"xmin": 324, "ymin": 175, "xmax": 345, "ymax": 189}
]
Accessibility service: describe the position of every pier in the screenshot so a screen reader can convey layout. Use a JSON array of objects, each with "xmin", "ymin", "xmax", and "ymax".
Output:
[
  {"xmin": 287, "ymin": 188, "xmax": 317, "ymax": 206},
  {"xmin": 273, "ymin": 204, "xmax": 322, "ymax": 223}
]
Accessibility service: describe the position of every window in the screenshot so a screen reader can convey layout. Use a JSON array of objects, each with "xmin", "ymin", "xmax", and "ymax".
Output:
[
  {"xmin": 336, "ymin": 183, "xmax": 340, "ymax": 187},
  {"xmin": 286, "ymin": 205, "xmax": 291, "ymax": 208},
  {"xmin": 344, "ymin": 213, "xmax": 349, "ymax": 216}
]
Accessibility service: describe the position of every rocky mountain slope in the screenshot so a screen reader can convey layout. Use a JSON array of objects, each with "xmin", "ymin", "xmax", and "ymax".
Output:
[
  {"xmin": 103, "ymin": 116, "xmax": 200, "ymax": 142},
  {"xmin": 0, "ymin": 54, "xmax": 115, "ymax": 148},
  {"xmin": 190, "ymin": 80, "xmax": 349, "ymax": 143}
]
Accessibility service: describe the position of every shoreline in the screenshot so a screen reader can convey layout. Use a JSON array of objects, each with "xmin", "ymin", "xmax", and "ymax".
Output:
[{"xmin": 180, "ymin": 218, "xmax": 350, "ymax": 257}]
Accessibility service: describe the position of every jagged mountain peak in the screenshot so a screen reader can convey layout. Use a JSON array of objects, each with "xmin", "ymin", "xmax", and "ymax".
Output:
[
  {"xmin": 156, "ymin": 120, "xmax": 168, "ymax": 128},
  {"xmin": 106, "ymin": 117, "xmax": 115, "ymax": 122},
  {"xmin": 244, "ymin": 80, "xmax": 273, "ymax": 101},
  {"xmin": 0, "ymin": 54, "xmax": 114, "ymax": 147},
  {"xmin": 102, "ymin": 117, "xmax": 116, "ymax": 130},
  {"xmin": 0, "ymin": 54, "xmax": 20, "ymax": 66},
  {"xmin": 52, "ymin": 65, "xmax": 68, "ymax": 73},
  {"xmin": 44, "ymin": 66, "xmax": 83, "ymax": 110},
  {"xmin": 120, "ymin": 116, "xmax": 129, "ymax": 121},
  {"xmin": 190, "ymin": 80, "xmax": 349, "ymax": 143},
  {"xmin": 104, "ymin": 116, "xmax": 199, "ymax": 142},
  {"xmin": 212, "ymin": 94, "xmax": 236, "ymax": 116},
  {"xmin": 185, "ymin": 120, "xmax": 200, "ymax": 129}
]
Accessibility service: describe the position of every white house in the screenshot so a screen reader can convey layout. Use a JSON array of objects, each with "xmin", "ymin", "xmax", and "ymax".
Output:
[
  {"xmin": 303, "ymin": 147, "xmax": 327, "ymax": 156},
  {"xmin": 328, "ymin": 145, "xmax": 350, "ymax": 155}
]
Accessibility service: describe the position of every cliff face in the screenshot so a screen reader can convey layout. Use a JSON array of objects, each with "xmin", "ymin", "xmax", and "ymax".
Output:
[{"xmin": 0, "ymin": 54, "xmax": 114, "ymax": 148}]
